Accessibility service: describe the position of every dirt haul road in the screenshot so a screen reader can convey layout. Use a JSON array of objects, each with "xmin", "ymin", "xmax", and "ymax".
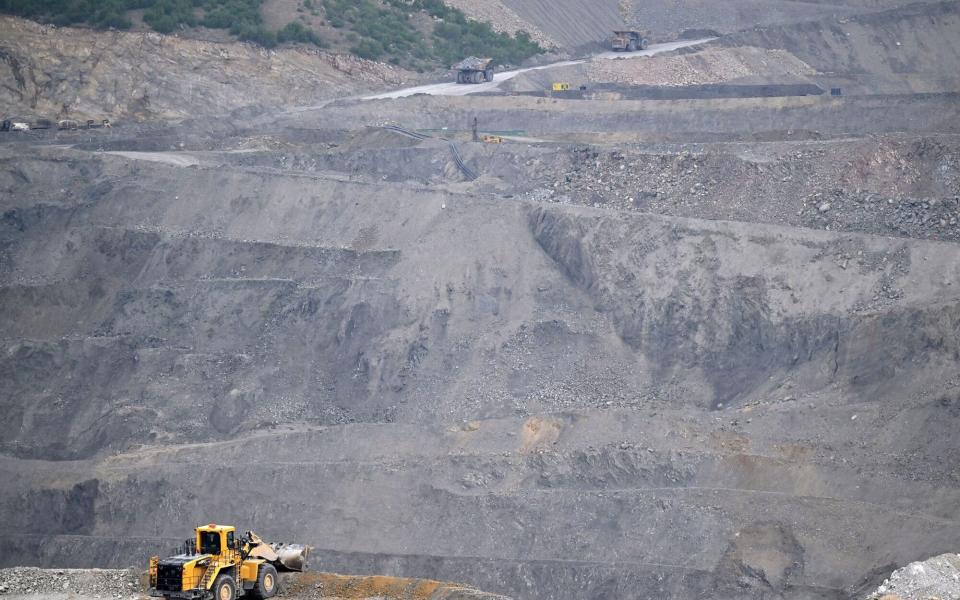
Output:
[{"xmin": 362, "ymin": 39, "xmax": 715, "ymax": 100}]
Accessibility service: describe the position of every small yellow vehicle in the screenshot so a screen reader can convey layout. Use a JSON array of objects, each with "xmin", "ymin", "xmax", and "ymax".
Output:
[
  {"xmin": 149, "ymin": 524, "xmax": 310, "ymax": 600},
  {"xmin": 552, "ymin": 82, "xmax": 571, "ymax": 91}
]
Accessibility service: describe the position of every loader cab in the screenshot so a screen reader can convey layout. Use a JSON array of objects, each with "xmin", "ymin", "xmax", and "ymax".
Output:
[{"xmin": 196, "ymin": 524, "xmax": 237, "ymax": 556}]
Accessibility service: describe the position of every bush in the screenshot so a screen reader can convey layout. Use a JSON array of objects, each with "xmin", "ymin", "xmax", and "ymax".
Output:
[
  {"xmin": 0, "ymin": 0, "xmax": 134, "ymax": 29},
  {"xmin": 233, "ymin": 22, "xmax": 276, "ymax": 47},
  {"xmin": 0, "ymin": 0, "xmax": 544, "ymax": 62},
  {"xmin": 322, "ymin": 0, "xmax": 543, "ymax": 68},
  {"xmin": 277, "ymin": 20, "xmax": 325, "ymax": 46},
  {"xmin": 351, "ymin": 38, "xmax": 384, "ymax": 60}
]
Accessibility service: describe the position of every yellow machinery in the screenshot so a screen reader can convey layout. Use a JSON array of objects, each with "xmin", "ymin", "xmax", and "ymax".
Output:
[
  {"xmin": 149, "ymin": 524, "xmax": 310, "ymax": 600},
  {"xmin": 611, "ymin": 30, "xmax": 649, "ymax": 51},
  {"xmin": 552, "ymin": 82, "xmax": 571, "ymax": 92},
  {"xmin": 481, "ymin": 134, "xmax": 503, "ymax": 143}
]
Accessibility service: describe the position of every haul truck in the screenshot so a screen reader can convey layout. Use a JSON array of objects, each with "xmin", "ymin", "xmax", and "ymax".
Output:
[
  {"xmin": 611, "ymin": 30, "xmax": 649, "ymax": 51},
  {"xmin": 454, "ymin": 57, "xmax": 494, "ymax": 84}
]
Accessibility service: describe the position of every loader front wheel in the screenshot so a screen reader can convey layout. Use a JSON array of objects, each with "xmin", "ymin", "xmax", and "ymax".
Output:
[
  {"xmin": 252, "ymin": 564, "xmax": 278, "ymax": 599},
  {"xmin": 212, "ymin": 574, "xmax": 237, "ymax": 600}
]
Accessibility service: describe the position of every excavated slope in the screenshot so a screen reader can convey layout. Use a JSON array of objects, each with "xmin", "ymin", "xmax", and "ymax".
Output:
[
  {"xmin": 1, "ymin": 132, "xmax": 959, "ymax": 598},
  {"xmin": 719, "ymin": 0, "xmax": 960, "ymax": 93},
  {"xmin": 2, "ymin": 5, "xmax": 960, "ymax": 599},
  {"xmin": 0, "ymin": 16, "xmax": 413, "ymax": 121},
  {"xmin": 443, "ymin": 0, "xmax": 932, "ymax": 50}
]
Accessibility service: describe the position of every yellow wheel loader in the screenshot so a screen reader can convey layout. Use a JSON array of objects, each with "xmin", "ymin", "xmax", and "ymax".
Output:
[{"xmin": 148, "ymin": 524, "xmax": 310, "ymax": 600}]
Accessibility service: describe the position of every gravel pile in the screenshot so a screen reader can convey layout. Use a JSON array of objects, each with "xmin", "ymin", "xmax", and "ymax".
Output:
[
  {"xmin": 0, "ymin": 568, "xmax": 140, "ymax": 598},
  {"xmin": 800, "ymin": 192, "xmax": 960, "ymax": 242},
  {"xmin": 589, "ymin": 46, "xmax": 816, "ymax": 87},
  {"xmin": 866, "ymin": 553, "xmax": 960, "ymax": 600},
  {"xmin": 522, "ymin": 141, "xmax": 960, "ymax": 242}
]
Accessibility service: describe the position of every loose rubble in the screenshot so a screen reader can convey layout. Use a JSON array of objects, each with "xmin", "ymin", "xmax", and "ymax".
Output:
[
  {"xmin": 866, "ymin": 554, "xmax": 960, "ymax": 600},
  {"xmin": 0, "ymin": 568, "xmax": 140, "ymax": 598},
  {"xmin": 589, "ymin": 46, "xmax": 816, "ymax": 87},
  {"xmin": 524, "ymin": 139, "xmax": 960, "ymax": 242}
]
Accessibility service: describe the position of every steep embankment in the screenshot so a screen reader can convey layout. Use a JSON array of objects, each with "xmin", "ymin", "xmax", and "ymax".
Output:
[
  {"xmin": 1, "ymin": 129, "xmax": 959, "ymax": 598},
  {"xmin": 444, "ymin": 0, "xmax": 934, "ymax": 50},
  {"xmin": 443, "ymin": 0, "xmax": 624, "ymax": 50},
  {"xmin": 624, "ymin": 0, "xmax": 861, "ymax": 37},
  {"xmin": 719, "ymin": 0, "xmax": 960, "ymax": 93},
  {"xmin": 0, "ymin": 16, "xmax": 414, "ymax": 121}
]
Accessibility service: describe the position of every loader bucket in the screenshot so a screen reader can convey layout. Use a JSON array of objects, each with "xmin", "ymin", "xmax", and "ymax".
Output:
[
  {"xmin": 272, "ymin": 543, "xmax": 311, "ymax": 571},
  {"xmin": 244, "ymin": 532, "xmax": 311, "ymax": 571}
]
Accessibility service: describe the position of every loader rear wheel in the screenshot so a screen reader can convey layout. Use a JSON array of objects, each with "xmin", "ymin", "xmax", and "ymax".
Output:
[
  {"xmin": 212, "ymin": 574, "xmax": 236, "ymax": 600},
  {"xmin": 253, "ymin": 564, "xmax": 278, "ymax": 599}
]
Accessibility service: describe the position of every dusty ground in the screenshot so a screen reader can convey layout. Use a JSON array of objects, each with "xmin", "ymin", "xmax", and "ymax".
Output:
[
  {"xmin": 1, "ymin": 1, "xmax": 959, "ymax": 599},
  {"xmin": 0, "ymin": 568, "xmax": 507, "ymax": 600}
]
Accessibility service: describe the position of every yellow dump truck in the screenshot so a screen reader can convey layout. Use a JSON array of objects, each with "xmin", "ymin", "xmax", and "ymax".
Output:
[{"xmin": 149, "ymin": 524, "xmax": 310, "ymax": 600}]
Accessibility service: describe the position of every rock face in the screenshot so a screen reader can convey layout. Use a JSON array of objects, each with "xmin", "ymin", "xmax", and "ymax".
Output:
[
  {"xmin": 444, "ymin": 0, "xmax": 624, "ymax": 50},
  {"xmin": 0, "ymin": 16, "xmax": 415, "ymax": 122},
  {"xmin": 441, "ymin": 0, "xmax": 558, "ymax": 48},
  {"xmin": 719, "ymin": 0, "xmax": 960, "ymax": 94},
  {"xmin": 1, "ymin": 124, "xmax": 959, "ymax": 598}
]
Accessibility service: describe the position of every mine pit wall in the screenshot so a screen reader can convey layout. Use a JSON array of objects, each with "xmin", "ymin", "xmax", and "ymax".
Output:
[
  {"xmin": 3, "ymin": 151, "xmax": 959, "ymax": 458},
  {"xmin": 3, "ymin": 149, "xmax": 960, "ymax": 598},
  {"xmin": 718, "ymin": 0, "xmax": 960, "ymax": 95},
  {"xmin": 498, "ymin": 0, "xmax": 623, "ymax": 50},
  {"xmin": 529, "ymin": 206, "xmax": 960, "ymax": 408}
]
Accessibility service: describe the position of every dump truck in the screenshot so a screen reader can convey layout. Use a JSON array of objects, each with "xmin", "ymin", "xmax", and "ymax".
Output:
[
  {"xmin": 453, "ymin": 57, "xmax": 494, "ymax": 84},
  {"xmin": 148, "ymin": 524, "xmax": 310, "ymax": 600},
  {"xmin": 611, "ymin": 30, "xmax": 649, "ymax": 52}
]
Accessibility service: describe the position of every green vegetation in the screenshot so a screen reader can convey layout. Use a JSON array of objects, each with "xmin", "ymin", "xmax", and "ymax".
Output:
[
  {"xmin": 277, "ymin": 20, "xmax": 325, "ymax": 47},
  {"xmin": 0, "ymin": 0, "xmax": 266, "ymax": 33},
  {"xmin": 0, "ymin": 0, "xmax": 135, "ymax": 29},
  {"xmin": 323, "ymin": 0, "xmax": 543, "ymax": 70},
  {"xmin": 0, "ymin": 0, "xmax": 543, "ymax": 68}
]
